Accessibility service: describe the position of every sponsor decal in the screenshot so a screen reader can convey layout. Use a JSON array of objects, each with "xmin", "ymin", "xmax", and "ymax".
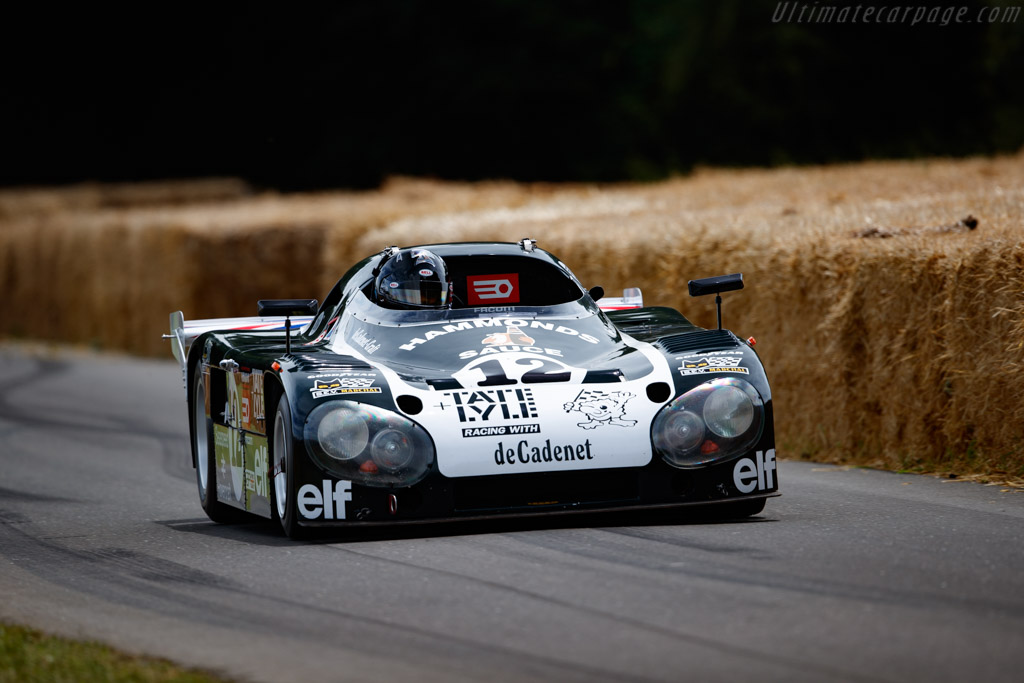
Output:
[
  {"xmin": 468, "ymin": 273, "xmax": 520, "ymax": 305},
  {"xmin": 463, "ymin": 424, "xmax": 541, "ymax": 438},
  {"xmin": 242, "ymin": 370, "xmax": 265, "ymax": 428},
  {"xmin": 244, "ymin": 435, "xmax": 268, "ymax": 497},
  {"xmin": 459, "ymin": 346, "xmax": 563, "ymax": 360},
  {"xmin": 483, "ymin": 325, "xmax": 534, "ymax": 347},
  {"xmin": 310, "ymin": 377, "xmax": 382, "ymax": 399},
  {"xmin": 202, "ymin": 367, "xmax": 211, "ymax": 419},
  {"xmin": 213, "ymin": 369, "xmax": 271, "ymax": 516},
  {"xmin": 679, "ymin": 352, "xmax": 745, "ymax": 358},
  {"xmin": 314, "ymin": 377, "xmax": 375, "ymax": 389},
  {"xmin": 477, "ymin": 306, "xmax": 515, "ymax": 313},
  {"xmin": 494, "ymin": 438, "xmax": 594, "ymax": 466},
  {"xmin": 732, "ymin": 449, "xmax": 776, "ymax": 493},
  {"xmin": 307, "ymin": 371, "xmax": 377, "ymax": 380},
  {"xmin": 220, "ymin": 369, "xmax": 266, "ymax": 434},
  {"xmin": 678, "ymin": 354, "xmax": 748, "ymax": 376},
  {"xmin": 418, "ymin": 268, "xmax": 434, "ymax": 277},
  {"xmin": 214, "ymin": 423, "xmax": 245, "ymax": 503},
  {"xmin": 400, "ymin": 318, "xmax": 599, "ymax": 351},
  {"xmin": 243, "ymin": 433, "xmax": 271, "ymax": 517},
  {"xmin": 453, "ymin": 352, "xmax": 585, "ymax": 388},
  {"xmin": 563, "ymin": 389, "xmax": 637, "ymax": 430},
  {"xmin": 352, "ymin": 328, "xmax": 382, "ymax": 354},
  {"xmin": 297, "ymin": 480, "xmax": 353, "ymax": 520},
  {"xmin": 222, "ymin": 372, "xmax": 238, "ymax": 426},
  {"xmin": 436, "ymin": 388, "xmax": 538, "ymax": 423}
]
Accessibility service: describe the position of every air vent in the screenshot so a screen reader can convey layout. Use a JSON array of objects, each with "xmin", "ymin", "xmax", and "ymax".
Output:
[
  {"xmin": 646, "ymin": 382, "xmax": 672, "ymax": 403},
  {"xmin": 396, "ymin": 395, "xmax": 423, "ymax": 415},
  {"xmin": 655, "ymin": 329, "xmax": 739, "ymax": 355}
]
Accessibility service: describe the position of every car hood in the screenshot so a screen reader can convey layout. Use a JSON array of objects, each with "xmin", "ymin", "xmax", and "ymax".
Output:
[
  {"xmin": 326, "ymin": 308, "xmax": 677, "ymax": 478},
  {"xmin": 329, "ymin": 308, "xmax": 661, "ymax": 388}
]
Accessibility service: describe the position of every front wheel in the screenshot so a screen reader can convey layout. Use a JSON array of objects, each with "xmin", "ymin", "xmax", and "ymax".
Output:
[
  {"xmin": 271, "ymin": 396, "xmax": 306, "ymax": 539},
  {"xmin": 193, "ymin": 363, "xmax": 246, "ymax": 523}
]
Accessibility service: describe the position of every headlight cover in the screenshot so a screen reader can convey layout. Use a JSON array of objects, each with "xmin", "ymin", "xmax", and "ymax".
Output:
[
  {"xmin": 304, "ymin": 401, "xmax": 434, "ymax": 487},
  {"xmin": 652, "ymin": 377, "xmax": 764, "ymax": 468}
]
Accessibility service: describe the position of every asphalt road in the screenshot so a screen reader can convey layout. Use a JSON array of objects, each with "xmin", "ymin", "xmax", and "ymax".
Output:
[{"xmin": 1, "ymin": 343, "xmax": 1023, "ymax": 683}]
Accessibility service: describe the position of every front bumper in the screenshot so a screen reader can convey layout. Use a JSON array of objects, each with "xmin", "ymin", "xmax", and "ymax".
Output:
[{"xmin": 294, "ymin": 450, "xmax": 779, "ymax": 527}]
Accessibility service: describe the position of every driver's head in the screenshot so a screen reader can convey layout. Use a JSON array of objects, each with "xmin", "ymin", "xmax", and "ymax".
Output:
[{"xmin": 375, "ymin": 248, "xmax": 451, "ymax": 309}]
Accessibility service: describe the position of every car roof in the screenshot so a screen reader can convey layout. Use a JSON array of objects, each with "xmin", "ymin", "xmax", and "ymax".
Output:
[{"xmin": 404, "ymin": 241, "xmax": 565, "ymax": 265}]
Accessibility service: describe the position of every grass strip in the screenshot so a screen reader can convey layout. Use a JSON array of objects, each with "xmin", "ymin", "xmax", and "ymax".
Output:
[{"xmin": 0, "ymin": 622, "xmax": 229, "ymax": 683}]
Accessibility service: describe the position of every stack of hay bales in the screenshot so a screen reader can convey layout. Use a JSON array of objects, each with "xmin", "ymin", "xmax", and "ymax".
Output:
[{"xmin": 1, "ymin": 155, "xmax": 1022, "ymax": 478}]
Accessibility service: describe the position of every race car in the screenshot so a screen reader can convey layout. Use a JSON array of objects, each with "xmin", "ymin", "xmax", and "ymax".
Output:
[{"xmin": 167, "ymin": 239, "xmax": 777, "ymax": 537}]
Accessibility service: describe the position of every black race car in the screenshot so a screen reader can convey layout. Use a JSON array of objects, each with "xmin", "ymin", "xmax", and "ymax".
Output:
[{"xmin": 168, "ymin": 239, "xmax": 776, "ymax": 537}]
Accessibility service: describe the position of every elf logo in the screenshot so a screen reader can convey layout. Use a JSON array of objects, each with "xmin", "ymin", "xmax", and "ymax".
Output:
[
  {"xmin": 732, "ymin": 449, "xmax": 776, "ymax": 494},
  {"xmin": 468, "ymin": 274, "xmax": 520, "ymax": 305},
  {"xmin": 297, "ymin": 480, "xmax": 352, "ymax": 520}
]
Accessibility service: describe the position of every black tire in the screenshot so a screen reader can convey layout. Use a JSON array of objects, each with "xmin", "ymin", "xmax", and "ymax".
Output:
[
  {"xmin": 270, "ymin": 396, "xmax": 306, "ymax": 539},
  {"xmin": 192, "ymin": 363, "xmax": 247, "ymax": 523}
]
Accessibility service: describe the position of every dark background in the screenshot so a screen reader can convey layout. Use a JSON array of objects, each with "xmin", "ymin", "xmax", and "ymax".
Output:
[{"xmin": 2, "ymin": 0, "xmax": 1022, "ymax": 190}]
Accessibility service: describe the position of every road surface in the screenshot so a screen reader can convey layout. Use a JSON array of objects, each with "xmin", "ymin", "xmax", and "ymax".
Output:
[{"xmin": 1, "ymin": 344, "xmax": 1022, "ymax": 682}]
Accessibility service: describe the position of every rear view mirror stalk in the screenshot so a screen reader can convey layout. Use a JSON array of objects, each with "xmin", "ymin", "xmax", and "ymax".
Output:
[{"xmin": 687, "ymin": 273, "xmax": 744, "ymax": 330}]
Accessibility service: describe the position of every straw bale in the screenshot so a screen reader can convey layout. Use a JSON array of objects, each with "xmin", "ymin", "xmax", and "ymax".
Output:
[
  {"xmin": 0, "ymin": 178, "xmax": 251, "ymax": 218},
  {"xmin": 2, "ymin": 154, "xmax": 1023, "ymax": 477}
]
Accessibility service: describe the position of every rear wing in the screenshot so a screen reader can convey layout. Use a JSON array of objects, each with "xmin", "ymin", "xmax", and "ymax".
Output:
[
  {"xmin": 165, "ymin": 311, "xmax": 314, "ymax": 386},
  {"xmin": 597, "ymin": 287, "xmax": 643, "ymax": 311}
]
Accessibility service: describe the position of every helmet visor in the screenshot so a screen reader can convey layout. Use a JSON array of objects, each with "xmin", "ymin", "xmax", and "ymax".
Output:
[{"xmin": 388, "ymin": 280, "xmax": 448, "ymax": 307}]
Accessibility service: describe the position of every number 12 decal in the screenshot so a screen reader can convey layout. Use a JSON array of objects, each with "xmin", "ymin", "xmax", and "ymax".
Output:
[{"xmin": 453, "ymin": 352, "xmax": 586, "ymax": 388}]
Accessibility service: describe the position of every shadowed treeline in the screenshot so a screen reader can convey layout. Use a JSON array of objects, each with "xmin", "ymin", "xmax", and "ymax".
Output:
[{"xmin": 2, "ymin": 1, "xmax": 1023, "ymax": 190}]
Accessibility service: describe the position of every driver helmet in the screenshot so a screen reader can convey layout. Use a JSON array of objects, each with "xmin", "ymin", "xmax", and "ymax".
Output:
[{"xmin": 375, "ymin": 248, "xmax": 452, "ymax": 309}]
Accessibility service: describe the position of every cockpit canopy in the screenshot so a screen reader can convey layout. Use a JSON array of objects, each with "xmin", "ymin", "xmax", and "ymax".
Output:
[
  {"xmin": 435, "ymin": 253, "xmax": 584, "ymax": 309},
  {"xmin": 304, "ymin": 242, "xmax": 593, "ymax": 342}
]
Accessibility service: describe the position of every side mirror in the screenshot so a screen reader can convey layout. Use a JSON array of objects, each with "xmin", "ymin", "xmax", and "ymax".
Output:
[
  {"xmin": 686, "ymin": 273, "xmax": 743, "ymax": 330},
  {"xmin": 687, "ymin": 273, "xmax": 743, "ymax": 297},
  {"xmin": 257, "ymin": 299, "xmax": 318, "ymax": 354},
  {"xmin": 588, "ymin": 286, "xmax": 605, "ymax": 302},
  {"xmin": 257, "ymin": 299, "xmax": 319, "ymax": 316}
]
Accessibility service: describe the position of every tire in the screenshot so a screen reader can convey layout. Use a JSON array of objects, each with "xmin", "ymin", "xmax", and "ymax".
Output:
[
  {"xmin": 270, "ymin": 396, "xmax": 306, "ymax": 539},
  {"xmin": 192, "ymin": 363, "xmax": 247, "ymax": 523}
]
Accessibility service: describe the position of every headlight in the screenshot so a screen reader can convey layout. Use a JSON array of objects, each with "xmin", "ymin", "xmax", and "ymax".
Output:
[
  {"xmin": 305, "ymin": 401, "xmax": 434, "ymax": 487},
  {"xmin": 659, "ymin": 410, "xmax": 705, "ymax": 453},
  {"xmin": 653, "ymin": 377, "xmax": 764, "ymax": 468},
  {"xmin": 371, "ymin": 429, "xmax": 415, "ymax": 471},
  {"xmin": 703, "ymin": 385, "xmax": 754, "ymax": 438},
  {"xmin": 317, "ymin": 404, "xmax": 369, "ymax": 461}
]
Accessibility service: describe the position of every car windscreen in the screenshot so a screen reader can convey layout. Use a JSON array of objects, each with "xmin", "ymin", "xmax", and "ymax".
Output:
[{"xmin": 343, "ymin": 288, "xmax": 603, "ymax": 328}]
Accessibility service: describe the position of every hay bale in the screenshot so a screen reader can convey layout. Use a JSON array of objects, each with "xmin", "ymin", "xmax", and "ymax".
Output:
[{"xmin": 1, "ymin": 155, "xmax": 1023, "ymax": 477}]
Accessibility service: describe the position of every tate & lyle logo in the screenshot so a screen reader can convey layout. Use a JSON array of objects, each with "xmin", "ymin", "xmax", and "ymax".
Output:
[{"xmin": 440, "ymin": 388, "xmax": 538, "ymax": 423}]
